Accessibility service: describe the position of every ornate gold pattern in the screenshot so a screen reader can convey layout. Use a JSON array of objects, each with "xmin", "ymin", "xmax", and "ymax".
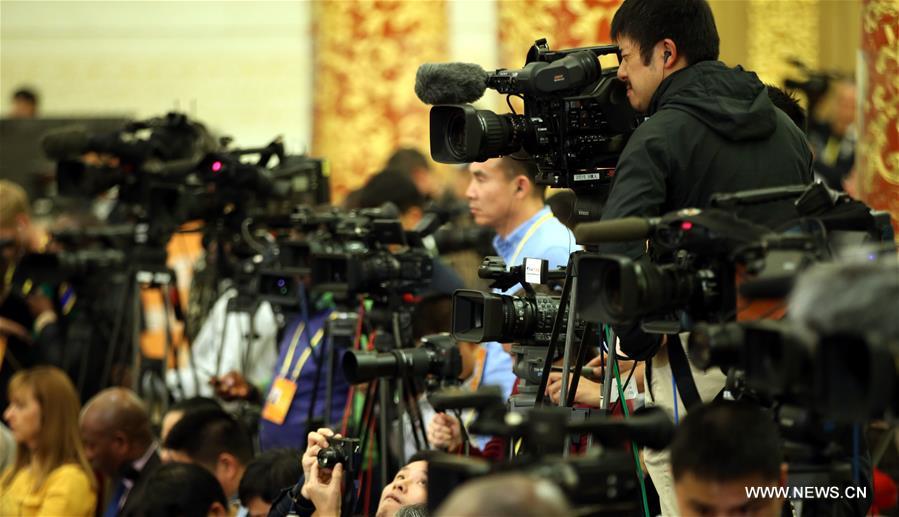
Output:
[
  {"xmin": 857, "ymin": 0, "xmax": 899, "ymax": 237},
  {"xmin": 746, "ymin": 0, "xmax": 819, "ymax": 87},
  {"xmin": 312, "ymin": 0, "xmax": 447, "ymax": 201},
  {"xmin": 498, "ymin": 0, "xmax": 621, "ymax": 69}
]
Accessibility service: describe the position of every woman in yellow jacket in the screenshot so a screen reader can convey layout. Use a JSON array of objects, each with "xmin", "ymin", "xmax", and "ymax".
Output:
[{"xmin": 1, "ymin": 366, "xmax": 97, "ymax": 516}]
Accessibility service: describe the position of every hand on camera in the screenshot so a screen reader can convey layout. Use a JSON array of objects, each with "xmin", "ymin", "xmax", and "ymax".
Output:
[
  {"xmin": 307, "ymin": 462, "xmax": 343, "ymax": 517},
  {"xmin": 302, "ymin": 428, "xmax": 341, "ymax": 499},
  {"xmin": 427, "ymin": 413, "xmax": 463, "ymax": 452},
  {"xmin": 209, "ymin": 371, "xmax": 255, "ymax": 401},
  {"xmin": 545, "ymin": 372, "xmax": 602, "ymax": 406}
]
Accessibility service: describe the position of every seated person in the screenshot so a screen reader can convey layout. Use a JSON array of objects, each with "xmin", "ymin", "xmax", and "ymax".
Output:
[
  {"xmin": 239, "ymin": 448, "xmax": 302, "ymax": 517},
  {"xmin": 269, "ymin": 428, "xmax": 429, "ymax": 517},
  {"xmin": 125, "ymin": 462, "xmax": 228, "ymax": 517},
  {"xmin": 670, "ymin": 400, "xmax": 787, "ymax": 517},
  {"xmin": 435, "ymin": 473, "xmax": 571, "ymax": 517},
  {"xmin": 163, "ymin": 408, "xmax": 253, "ymax": 513}
]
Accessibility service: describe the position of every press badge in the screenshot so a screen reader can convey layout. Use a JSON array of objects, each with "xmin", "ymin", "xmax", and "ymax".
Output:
[{"xmin": 261, "ymin": 377, "xmax": 298, "ymax": 425}]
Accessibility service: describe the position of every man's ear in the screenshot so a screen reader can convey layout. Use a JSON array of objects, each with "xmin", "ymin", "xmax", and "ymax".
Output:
[
  {"xmin": 514, "ymin": 176, "xmax": 529, "ymax": 197},
  {"xmin": 208, "ymin": 501, "xmax": 228, "ymax": 517},
  {"xmin": 217, "ymin": 452, "xmax": 240, "ymax": 479}
]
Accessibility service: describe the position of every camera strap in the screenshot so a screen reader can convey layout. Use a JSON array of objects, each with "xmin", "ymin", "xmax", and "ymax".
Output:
[{"xmin": 666, "ymin": 333, "xmax": 703, "ymax": 412}]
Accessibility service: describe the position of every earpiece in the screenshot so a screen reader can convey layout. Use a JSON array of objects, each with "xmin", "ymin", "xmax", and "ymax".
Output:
[{"xmin": 663, "ymin": 50, "xmax": 671, "ymax": 63}]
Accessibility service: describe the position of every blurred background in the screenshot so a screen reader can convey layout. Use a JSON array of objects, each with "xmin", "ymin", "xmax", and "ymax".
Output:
[{"xmin": 3, "ymin": 0, "xmax": 893, "ymax": 208}]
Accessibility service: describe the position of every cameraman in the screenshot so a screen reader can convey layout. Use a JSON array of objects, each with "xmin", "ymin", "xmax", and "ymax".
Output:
[
  {"xmin": 465, "ymin": 156, "xmax": 577, "ymax": 280},
  {"xmin": 0, "ymin": 180, "xmax": 64, "ymax": 410},
  {"xmin": 600, "ymin": 1, "xmax": 814, "ymax": 512},
  {"xmin": 269, "ymin": 428, "xmax": 429, "ymax": 517}
]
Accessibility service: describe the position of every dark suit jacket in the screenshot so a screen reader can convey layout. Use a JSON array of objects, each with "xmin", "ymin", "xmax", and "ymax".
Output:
[{"xmin": 118, "ymin": 448, "xmax": 162, "ymax": 517}]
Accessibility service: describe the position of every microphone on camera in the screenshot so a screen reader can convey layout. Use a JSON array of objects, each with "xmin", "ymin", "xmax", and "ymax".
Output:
[
  {"xmin": 41, "ymin": 126, "xmax": 92, "ymax": 160},
  {"xmin": 574, "ymin": 217, "xmax": 658, "ymax": 245},
  {"xmin": 415, "ymin": 63, "xmax": 489, "ymax": 105}
]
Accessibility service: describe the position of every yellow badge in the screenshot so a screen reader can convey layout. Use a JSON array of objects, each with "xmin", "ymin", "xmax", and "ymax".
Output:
[{"xmin": 261, "ymin": 377, "xmax": 298, "ymax": 425}]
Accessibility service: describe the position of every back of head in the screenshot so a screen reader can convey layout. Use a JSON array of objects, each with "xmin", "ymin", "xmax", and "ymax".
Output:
[
  {"xmin": 128, "ymin": 462, "xmax": 227, "ymax": 517},
  {"xmin": 435, "ymin": 473, "xmax": 571, "ymax": 517},
  {"xmin": 611, "ymin": 0, "xmax": 719, "ymax": 65},
  {"xmin": 670, "ymin": 400, "xmax": 782, "ymax": 483},
  {"xmin": 238, "ymin": 448, "xmax": 301, "ymax": 505},
  {"xmin": 385, "ymin": 148, "xmax": 431, "ymax": 176},
  {"xmin": 0, "ymin": 180, "xmax": 30, "ymax": 229},
  {"xmin": 5, "ymin": 366, "xmax": 93, "ymax": 489},
  {"xmin": 357, "ymin": 169, "xmax": 425, "ymax": 213},
  {"xmin": 767, "ymin": 84, "xmax": 807, "ymax": 133},
  {"xmin": 82, "ymin": 387, "xmax": 153, "ymax": 446},
  {"xmin": 163, "ymin": 408, "xmax": 253, "ymax": 469}
]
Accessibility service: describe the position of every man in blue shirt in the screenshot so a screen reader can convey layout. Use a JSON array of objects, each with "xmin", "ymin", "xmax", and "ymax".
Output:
[{"xmin": 427, "ymin": 155, "xmax": 579, "ymax": 453}]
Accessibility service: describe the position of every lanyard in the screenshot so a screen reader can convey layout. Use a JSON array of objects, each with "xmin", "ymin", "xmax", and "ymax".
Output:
[
  {"xmin": 507, "ymin": 211, "xmax": 554, "ymax": 268},
  {"xmin": 290, "ymin": 328, "xmax": 324, "ymax": 381},
  {"xmin": 277, "ymin": 322, "xmax": 306, "ymax": 379}
]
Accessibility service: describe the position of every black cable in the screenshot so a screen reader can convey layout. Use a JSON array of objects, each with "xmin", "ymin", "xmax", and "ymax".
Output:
[{"xmin": 608, "ymin": 364, "xmax": 637, "ymax": 414}]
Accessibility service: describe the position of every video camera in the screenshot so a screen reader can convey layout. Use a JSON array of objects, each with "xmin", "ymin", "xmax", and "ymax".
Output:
[
  {"xmin": 427, "ymin": 386, "xmax": 674, "ymax": 515},
  {"xmin": 417, "ymin": 38, "xmax": 640, "ymax": 221},
  {"xmin": 342, "ymin": 333, "xmax": 462, "ymax": 391},
  {"xmin": 574, "ymin": 208, "xmax": 824, "ymax": 330}
]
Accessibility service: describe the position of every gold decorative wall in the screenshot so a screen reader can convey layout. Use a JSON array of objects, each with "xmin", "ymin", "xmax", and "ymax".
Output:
[
  {"xmin": 497, "ymin": 0, "xmax": 621, "ymax": 68},
  {"xmin": 312, "ymin": 0, "xmax": 447, "ymax": 201},
  {"xmin": 855, "ymin": 0, "xmax": 899, "ymax": 237},
  {"xmin": 745, "ymin": 0, "xmax": 820, "ymax": 87}
]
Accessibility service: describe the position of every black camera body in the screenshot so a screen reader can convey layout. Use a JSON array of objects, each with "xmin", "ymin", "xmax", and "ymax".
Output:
[
  {"xmin": 342, "ymin": 333, "xmax": 462, "ymax": 389},
  {"xmin": 428, "ymin": 39, "xmax": 639, "ymax": 221},
  {"xmin": 317, "ymin": 436, "xmax": 361, "ymax": 472}
]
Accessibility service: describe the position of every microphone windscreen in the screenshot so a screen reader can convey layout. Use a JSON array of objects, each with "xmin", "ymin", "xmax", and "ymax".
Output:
[
  {"xmin": 415, "ymin": 63, "xmax": 488, "ymax": 105},
  {"xmin": 575, "ymin": 217, "xmax": 652, "ymax": 245},
  {"xmin": 41, "ymin": 126, "xmax": 91, "ymax": 160}
]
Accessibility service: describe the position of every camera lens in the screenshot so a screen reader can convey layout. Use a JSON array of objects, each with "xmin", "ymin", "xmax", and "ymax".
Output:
[{"xmin": 317, "ymin": 447, "xmax": 345, "ymax": 469}]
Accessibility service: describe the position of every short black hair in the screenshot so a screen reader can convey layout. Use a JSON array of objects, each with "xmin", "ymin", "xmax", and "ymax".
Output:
[
  {"xmin": 500, "ymin": 154, "xmax": 546, "ymax": 200},
  {"xmin": 167, "ymin": 396, "xmax": 222, "ymax": 415},
  {"xmin": 412, "ymin": 294, "xmax": 452, "ymax": 340},
  {"xmin": 357, "ymin": 170, "xmax": 425, "ymax": 213},
  {"xmin": 406, "ymin": 450, "xmax": 434, "ymax": 465},
  {"xmin": 238, "ymin": 448, "xmax": 301, "ymax": 505},
  {"xmin": 128, "ymin": 462, "xmax": 227, "ymax": 517},
  {"xmin": 670, "ymin": 400, "xmax": 782, "ymax": 482},
  {"xmin": 12, "ymin": 87, "xmax": 38, "ymax": 106},
  {"xmin": 385, "ymin": 148, "xmax": 430, "ymax": 175},
  {"xmin": 611, "ymin": 0, "xmax": 719, "ymax": 66},
  {"xmin": 163, "ymin": 408, "xmax": 253, "ymax": 468},
  {"xmin": 767, "ymin": 85, "xmax": 807, "ymax": 133}
]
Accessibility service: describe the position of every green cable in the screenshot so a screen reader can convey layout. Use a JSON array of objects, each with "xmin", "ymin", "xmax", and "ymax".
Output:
[{"xmin": 609, "ymin": 326, "xmax": 651, "ymax": 517}]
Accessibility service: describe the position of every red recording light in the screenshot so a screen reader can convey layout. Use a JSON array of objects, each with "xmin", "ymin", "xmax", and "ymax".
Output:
[
  {"xmin": 211, "ymin": 161, "xmax": 223, "ymax": 172},
  {"xmin": 681, "ymin": 221, "xmax": 693, "ymax": 231}
]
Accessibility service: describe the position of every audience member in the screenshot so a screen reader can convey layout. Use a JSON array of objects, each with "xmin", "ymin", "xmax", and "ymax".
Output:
[
  {"xmin": 163, "ymin": 407, "xmax": 253, "ymax": 510},
  {"xmin": 10, "ymin": 87, "xmax": 39, "ymax": 119},
  {"xmin": 384, "ymin": 147, "xmax": 437, "ymax": 201},
  {"xmin": 159, "ymin": 396, "xmax": 222, "ymax": 444},
  {"xmin": 435, "ymin": 473, "xmax": 571, "ymax": 517},
  {"xmin": 808, "ymin": 79, "xmax": 857, "ymax": 190},
  {"xmin": 124, "ymin": 462, "xmax": 228, "ymax": 517},
  {"xmin": 238, "ymin": 448, "xmax": 302, "ymax": 517},
  {"xmin": 1, "ymin": 366, "xmax": 97, "ymax": 516},
  {"xmin": 80, "ymin": 387, "xmax": 160, "ymax": 517},
  {"xmin": 670, "ymin": 400, "xmax": 787, "ymax": 517}
]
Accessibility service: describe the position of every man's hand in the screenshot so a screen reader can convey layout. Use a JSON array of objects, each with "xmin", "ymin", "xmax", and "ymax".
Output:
[
  {"xmin": 545, "ymin": 371, "xmax": 602, "ymax": 406},
  {"xmin": 209, "ymin": 371, "xmax": 255, "ymax": 401},
  {"xmin": 306, "ymin": 462, "xmax": 343, "ymax": 517},
  {"xmin": 0, "ymin": 316, "xmax": 31, "ymax": 344},
  {"xmin": 301, "ymin": 428, "xmax": 341, "ymax": 499},
  {"xmin": 427, "ymin": 413, "xmax": 463, "ymax": 452}
]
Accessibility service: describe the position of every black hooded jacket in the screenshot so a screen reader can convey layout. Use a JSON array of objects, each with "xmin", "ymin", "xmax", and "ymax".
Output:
[
  {"xmin": 599, "ymin": 60, "xmax": 814, "ymax": 259},
  {"xmin": 597, "ymin": 61, "xmax": 814, "ymax": 362}
]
